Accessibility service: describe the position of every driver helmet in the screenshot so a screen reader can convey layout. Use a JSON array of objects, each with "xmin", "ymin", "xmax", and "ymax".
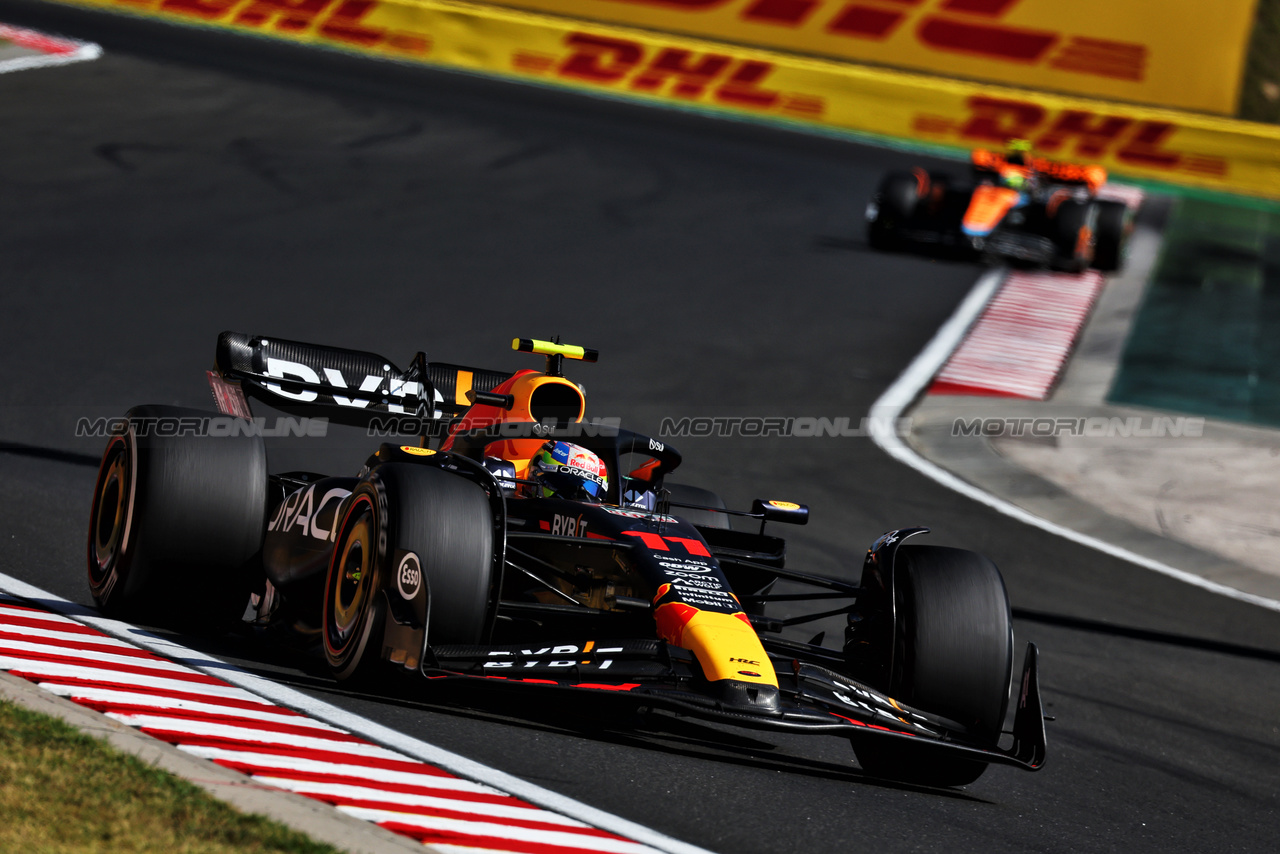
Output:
[
  {"xmin": 1005, "ymin": 138, "xmax": 1033, "ymax": 166},
  {"xmin": 529, "ymin": 441, "xmax": 609, "ymax": 501}
]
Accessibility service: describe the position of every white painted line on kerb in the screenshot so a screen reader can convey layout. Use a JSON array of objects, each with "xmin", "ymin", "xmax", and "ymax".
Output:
[
  {"xmin": 252, "ymin": 778, "xmax": 590, "ymax": 826},
  {"xmin": 37, "ymin": 685, "xmax": 325, "ymax": 725},
  {"xmin": 1, "ymin": 658, "xmax": 276, "ymax": 703},
  {"xmin": 868, "ymin": 269, "xmax": 1280, "ymax": 614},
  {"xmin": 335, "ymin": 809, "xmax": 654, "ymax": 854},
  {"xmin": 0, "ymin": 621, "xmax": 141, "ymax": 647},
  {"xmin": 0, "ymin": 573, "xmax": 717, "ymax": 854},
  {"xmin": 0, "ymin": 24, "xmax": 101, "ymax": 74},
  {"xmin": 179, "ymin": 746, "xmax": 507, "ymax": 794},
  {"xmin": 0, "ymin": 638, "xmax": 199, "ymax": 673}
]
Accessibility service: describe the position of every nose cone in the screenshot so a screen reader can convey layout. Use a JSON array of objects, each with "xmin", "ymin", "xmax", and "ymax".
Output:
[{"xmin": 962, "ymin": 186, "xmax": 1020, "ymax": 237}]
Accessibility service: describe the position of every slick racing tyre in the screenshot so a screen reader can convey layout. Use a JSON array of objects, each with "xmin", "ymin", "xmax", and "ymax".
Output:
[
  {"xmin": 867, "ymin": 172, "xmax": 923, "ymax": 251},
  {"xmin": 664, "ymin": 483, "xmax": 729, "ymax": 530},
  {"xmin": 1091, "ymin": 200, "xmax": 1129, "ymax": 273},
  {"xmin": 87, "ymin": 405, "xmax": 267, "ymax": 625},
  {"xmin": 324, "ymin": 464, "xmax": 494, "ymax": 682},
  {"xmin": 1050, "ymin": 199, "xmax": 1095, "ymax": 273},
  {"xmin": 852, "ymin": 545, "xmax": 1013, "ymax": 787}
]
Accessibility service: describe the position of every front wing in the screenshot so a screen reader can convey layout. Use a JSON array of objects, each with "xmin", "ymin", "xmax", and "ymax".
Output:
[
  {"xmin": 892, "ymin": 221, "xmax": 1059, "ymax": 268},
  {"xmin": 424, "ymin": 639, "xmax": 1046, "ymax": 773}
]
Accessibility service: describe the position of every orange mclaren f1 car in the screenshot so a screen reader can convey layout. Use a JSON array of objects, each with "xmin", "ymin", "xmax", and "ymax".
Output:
[
  {"xmin": 86, "ymin": 333, "xmax": 1046, "ymax": 788},
  {"xmin": 867, "ymin": 142, "xmax": 1132, "ymax": 272}
]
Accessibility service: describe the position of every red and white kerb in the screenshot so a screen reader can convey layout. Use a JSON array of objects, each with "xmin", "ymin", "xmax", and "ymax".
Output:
[{"xmin": 0, "ymin": 597, "xmax": 665, "ymax": 854}]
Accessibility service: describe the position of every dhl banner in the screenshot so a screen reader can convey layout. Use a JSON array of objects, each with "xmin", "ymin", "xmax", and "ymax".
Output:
[
  {"xmin": 486, "ymin": 0, "xmax": 1259, "ymax": 116},
  {"xmin": 43, "ymin": 0, "xmax": 1280, "ymax": 198}
]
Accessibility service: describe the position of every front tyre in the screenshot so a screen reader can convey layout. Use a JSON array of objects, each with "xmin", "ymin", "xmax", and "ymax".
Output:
[
  {"xmin": 323, "ymin": 487, "xmax": 386, "ymax": 682},
  {"xmin": 86, "ymin": 405, "xmax": 267, "ymax": 625},
  {"xmin": 853, "ymin": 545, "xmax": 1013, "ymax": 787},
  {"xmin": 323, "ymin": 465, "xmax": 495, "ymax": 682}
]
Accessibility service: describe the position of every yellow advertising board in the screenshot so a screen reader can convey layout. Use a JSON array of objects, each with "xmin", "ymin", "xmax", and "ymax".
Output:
[
  {"xmin": 42, "ymin": 0, "xmax": 1280, "ymax": 197},
  {"xmin": 483, "ymin": 0, "xmax": 1260, "ymax": 115}
]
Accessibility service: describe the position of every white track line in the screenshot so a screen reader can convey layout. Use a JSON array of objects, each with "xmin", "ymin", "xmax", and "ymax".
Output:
[
  {"xmin": 868, "ymin": 269, "xmax": 1280, "ymax": 614},
  {"xmin": 0, "ymin": 573, "xmax": 716, "ymax": 854}
]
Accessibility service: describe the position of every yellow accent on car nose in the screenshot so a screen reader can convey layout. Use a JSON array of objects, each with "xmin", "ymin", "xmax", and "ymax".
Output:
[{"xmin": 681, "ymin": 610, "xmax": 778, "ymax": 686}]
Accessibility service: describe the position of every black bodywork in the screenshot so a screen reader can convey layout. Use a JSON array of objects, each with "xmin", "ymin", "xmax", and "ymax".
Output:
[{"xmin": 97, "ymin": 331, "xmax": 1047, "ymax": 782}]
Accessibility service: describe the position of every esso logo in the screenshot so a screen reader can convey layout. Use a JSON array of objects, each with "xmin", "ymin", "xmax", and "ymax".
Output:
[{"xmin": 396, "ymin": 553, "xmax": 422, "ymax": 600}]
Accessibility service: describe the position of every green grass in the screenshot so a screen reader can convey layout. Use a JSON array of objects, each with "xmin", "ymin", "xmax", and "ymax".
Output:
[
  {"xmin": 0, "ymin": 698, "xmax": 340, "ymax": 854},
  {"xmin": 1109, "ymin": 196, "xmax": 1280, "ymax": 426},
  {"xmin": 1241, "ymin": 0, "xmax": 1280, "ymax": 122}
]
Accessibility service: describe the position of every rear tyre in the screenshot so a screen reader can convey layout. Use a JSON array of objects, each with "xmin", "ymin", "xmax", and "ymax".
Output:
[
  {"xmin": 1051, "ymin": 200, "xmax": 1094, "ymax": 273},
  {"xmin": 1091, "ymin": 200, "xmax": 1129, "ymax": 272},
  {"xmin": 853, "ymin": 545, "xmax": 1013, "ymax": 787},
  {"xmin": 867, "ymin": 172, "xmax": 922, "ymax": 251},
  {"xmin": 323, "ymin": 464, "xmax": 494, "ymax": 682},
  {"xmin": 86, "ymin": 405, "xmax": 266, "ymax": 625},
  {"xmin": 664, "ymin": 483, "xmax": 729, "ymax": 530}
]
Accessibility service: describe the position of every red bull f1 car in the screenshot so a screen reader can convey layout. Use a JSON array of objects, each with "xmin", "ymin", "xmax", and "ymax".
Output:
[
  {"xmin": 867, "ymin": 144, "xmax": 1131, "ymax": 273},
  {"xmin": 87, "ymin": 333, "xmax": 1046, "ymax": 787}
]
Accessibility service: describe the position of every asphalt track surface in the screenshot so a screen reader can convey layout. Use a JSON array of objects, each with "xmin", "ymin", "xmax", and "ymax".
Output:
[{"xmin": 1, "ymin": 6, "xmax": 1278, "ymax": 852}]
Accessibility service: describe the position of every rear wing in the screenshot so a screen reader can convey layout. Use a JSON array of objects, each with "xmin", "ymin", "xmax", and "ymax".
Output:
[
  {"xmin": 971, "ymin": 149, "xmax": 1106, "ymax": 192},
  {"xmin": 211, "ymin": 331, "xmax": 513, "ymax": 428},
  {"xmin": 1028, "ymin": 157, "xmax": 1106, "ymax": 192}
]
